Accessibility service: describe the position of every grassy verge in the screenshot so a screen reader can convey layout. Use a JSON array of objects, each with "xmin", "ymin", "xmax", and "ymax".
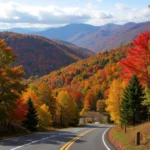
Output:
[{"xmin": 109, "ymin": 122, "xmax": 150, "ymax": 150}]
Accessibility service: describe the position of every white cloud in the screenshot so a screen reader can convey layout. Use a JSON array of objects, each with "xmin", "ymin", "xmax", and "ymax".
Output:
[
  {"xmin": 115, "ymin": 3, "xmax": 129, "ymax": 10},
  {"xmin": 96, "ymin": 0, "xmax": 103, "ymax": 2},
  {"xmin": 0, "ymin": 1, "xmax": 149, "ymax": 29},
  {"xmin": 0, "ymin": 1, "xmax": 113, "ymax": 28}
]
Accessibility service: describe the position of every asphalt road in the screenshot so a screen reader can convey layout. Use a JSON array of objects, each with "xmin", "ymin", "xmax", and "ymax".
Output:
[{"xmin": 0, "ymin": 124, "xmax": 116, "ymax": 150}]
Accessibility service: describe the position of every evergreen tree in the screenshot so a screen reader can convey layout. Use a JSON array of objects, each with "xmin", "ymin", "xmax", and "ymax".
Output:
[
  {"xmin": 23, "ymin": 98, "xmax": 38, "ymax": 132},
  {"xmin": 120, "ymin": 75, "xmax": 148, "ymax": 129}
]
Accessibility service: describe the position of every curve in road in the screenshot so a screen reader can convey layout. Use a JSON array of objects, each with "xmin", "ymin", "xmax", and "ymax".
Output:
[{"xmin": 0, "ymin": 124, "xmax": 116, "ymax": 150}]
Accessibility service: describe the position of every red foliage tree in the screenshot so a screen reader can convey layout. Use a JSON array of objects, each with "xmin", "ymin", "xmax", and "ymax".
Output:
[
  {"xmin": 120, "ymin": 31, "xmax": 150, "ymax": 87},
  {"xmin": 10, "ymin": 98, "xmax": 28, "ymax": 124}
]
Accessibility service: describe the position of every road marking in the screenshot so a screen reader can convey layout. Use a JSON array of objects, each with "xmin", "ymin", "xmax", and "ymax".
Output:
[
  {"xmin": 10, "ymin": 135, "xmax": 56, "ymax": 150},
  {"xmin": 60, "ymin": 128, "xmax": 96, "ymax": 150},
  {"xmin": 102, "ymin": 128, "xmax": 111, "ymax": 150}
]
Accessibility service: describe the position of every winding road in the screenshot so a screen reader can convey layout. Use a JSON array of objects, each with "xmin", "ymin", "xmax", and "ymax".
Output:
[{"xmin": 0, "ymin": 124, "xmax": 116, "ymax": 150}]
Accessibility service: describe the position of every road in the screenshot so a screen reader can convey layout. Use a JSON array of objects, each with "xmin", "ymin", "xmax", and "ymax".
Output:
[{"xmin": 0, "ymin": 124, "xmax": 116, "ymax": 150}]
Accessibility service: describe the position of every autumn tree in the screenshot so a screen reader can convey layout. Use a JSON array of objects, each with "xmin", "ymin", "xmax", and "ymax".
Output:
[
  {"xmin": 142, "ymin": 88, "xmax": 150, "ymax": 119},
  {"xmin": 10, "ymin": 98, "xmax": 28, "ymax": 124},
  {"xmin": 106, "ymin": 79, "xmax": 125, "ymax": 124},
  {"xmin": 80, "ymin": 108, "xmax": 86, "ymax": 125},
  {"xmin": 38, "ymin": 104, "xmax": 52, "ymax": 127},
  {"xmin": 0, "ymin": 67, "xmax": 26, "ymax": 105},
  {"xmin": 92, "ymin": 85, "xmax": 104, "ymax": 100},
  {"xmin": 120, "ymin": 75, "xmax": 148, "ymax": 132},
  {"xmin": 96, "ymin": 100, "xmax": 106, "ymax": 114},
  {"xmin": 23, "ymin": 98, "xmax": 38, "ymax": 132},
  {"xmin": 0, "ymin": 40, "xmax": 17, "ymax": 68},
  {"xmin": 70, "ymin": 90, "xmax": 83, "ymax": 110},
  {"xmin": 23, "ymin": 90, "xmax": 39, "ymax": 107},
  {"xmin": 57, "ymin": 91, "xmax": 79, "ymax": 127},
  {"xmin": 83, "ymin": 92, "xmax": 96, "ymax": 111},
  {"xmin": 0, "ymin": 40, "xmax": 26, "ymax": 126},
  {"xmin": 37, "ymin": 82, "xmax": 56, "ymax": 124},
  {"xmin": 120, "ymin": 31, "xmax": 150, "ymax": 87}
]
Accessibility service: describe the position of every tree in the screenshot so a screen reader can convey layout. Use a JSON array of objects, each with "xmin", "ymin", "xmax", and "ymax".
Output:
[
  {"xmin": 38, "ymin": 82, "xmax": 56, "ymax": 123},
  {"xmin": 10, "ymin": 98, "xmax": 28, "ymax": 124},
  {"xmin": 92, "ymin": 85, "xmax": 104, "ymax": 100},
  {"xmin": 38, "ymin": 104, "xmax": 52, "ymax": 127},
  {"xmin": 23, "ymin": 98, "xmax": 38, "ymax": 132},
  {"xmin": 57, "ymin": 91, "xmax": 79, "ymax": 127},
  {"xmin": 70, "ymin": 104, "xmax": 79, "ymax": 127},
  {"xmin": 23, "ymin": 90, "xmax": 39, "ymax": 107},
  {"xmin": 0, "ymin": 66, "xmax": 26, "ymax": 105},
  {"xmin": 0, "ymin": 40, "xmax": 17, "ymax": 68},
  {"xmin": 80, "ymin": 108, "xmax": 86, "ymax": 125},
  {"xmin": 70, "ymin": 90, "xmax": 83, "ymax": 110},
  {"xmin": 96, "ymin": 100, "xmax": 106, "ymax": 114},
  {"xmin": 120, "ymin": 31, "xmax": 150, "ymax": 87},
  {"xmin": 142, "ymin": 88, "xmax": 150, "ymax": 119},
  {"xmin": 83, "ymin": 92, "xmax": 96, "ymax": 111},
  {"xmin": 106, "ymin": 79, "xmax": 125, "ymax": 124},
  {"xmin": 0, "ymin": 40, "xmax": 26, "ymax": 126},
  {"xmin": 120, "ymin": 75, "xmax": 148, "ymax": 132}
]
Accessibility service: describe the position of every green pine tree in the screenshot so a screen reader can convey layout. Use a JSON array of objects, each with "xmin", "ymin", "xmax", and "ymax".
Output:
[
  {"xmin": 120, "ymin": 75, "xmax": 148, "ymax": 131},
  {"xmin": 23, "ymin": 98, "xmax": 38, "ymax": 132}
]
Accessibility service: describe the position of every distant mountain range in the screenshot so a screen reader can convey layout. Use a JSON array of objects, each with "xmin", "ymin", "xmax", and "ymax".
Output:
[
  {"xmin": 35, "ymin": 21, "xmax": 150, "ymax": 53},
  {"xmin": 0, "ymin": 27, "xmax": 48, "ymax": 34},
  {"xmin": 0, "ymin": 32, "xmax": 93, "ymax": 77},
  {"xmin": 3, "ymin": 21, "xmax": 150, "ymax": 53}
]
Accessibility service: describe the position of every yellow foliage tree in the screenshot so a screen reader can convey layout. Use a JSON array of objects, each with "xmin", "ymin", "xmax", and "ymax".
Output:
[
  {"xmin": 38, "ymin": 104, "xmax": 52, "ymax": 127},
  {"xmin": 57, "ymin": 91, "xmax": 79, "ymax": 127},
  {"xmin": 37, "ymin": 82, "xmax": 56, "ymax": 123},
  {"xmin": 106, "ymin": 79, "xmax": 126, "ymax": 124}
]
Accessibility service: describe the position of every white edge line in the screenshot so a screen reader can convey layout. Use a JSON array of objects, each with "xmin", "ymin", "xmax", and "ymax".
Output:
[
  {"xmin": 10, "ymin": 135, "xmax": 56, "ymax": 150},
  {"xmin": 1, "ymin": 128, "xmax": 74, "ymax": 142},
  {"xmin": 102, "ymin": 128, "xmax": 111, "ymax": 150}
]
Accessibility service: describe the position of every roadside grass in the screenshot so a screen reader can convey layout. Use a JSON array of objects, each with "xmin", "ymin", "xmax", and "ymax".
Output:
[
  {"xmin": 0, "ymin": 128, "xmax": 30, "ymax": 140},
  {"xmin": 111, "ymin": 122, "xmax": 150, "ymax": 150}
]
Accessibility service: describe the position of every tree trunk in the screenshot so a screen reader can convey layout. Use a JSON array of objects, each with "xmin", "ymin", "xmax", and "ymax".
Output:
[
  {"xmin": 120, "ymin": 124, "xmax": 123, "ymax": 129},
  {"xmin": 124, "ymin": 124, "xmax": 127, "ymax": 133}
]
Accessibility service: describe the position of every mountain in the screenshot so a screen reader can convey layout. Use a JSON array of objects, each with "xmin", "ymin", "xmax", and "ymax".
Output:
[
  {"xmin": 0, "ymin": 32, "xmax": 93, "ymax": 77},
  {"xmin": 74, "ymin": 21, "xmax": 150, "ymax": 52},
  {"xmin": 35, "ymin": 21, "xmax": 150, "ymax": 53},
  {"xmin": 2, "ymin": 28, "xmax": 48, "ymax": 34},
  {"xmin": 33, "ymin": 43, "xmax": 130, "ymax": 108},
  {"xmin": 53, "ymin": 39, "xmax": 76, "ymax": 46},
  {"xmin": 35, "ymin": 23, "xmax": 99, "ymax": 42},
  {"xmin": 53, "ymin": 39, "xmax": 94, "ymax": 56}
]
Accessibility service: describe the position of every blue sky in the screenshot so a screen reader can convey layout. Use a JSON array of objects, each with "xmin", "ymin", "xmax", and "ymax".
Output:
[
  {"xmin": 0, "ymin": 0, "xmax": 149, "ymax": 29},
  {"xmin": 3, "ymin": 0, "xmax": 149, "ymax": 9}
]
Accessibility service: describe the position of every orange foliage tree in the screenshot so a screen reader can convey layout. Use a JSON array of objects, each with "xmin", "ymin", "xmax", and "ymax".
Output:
[{"xmin": 83, "ymin": 92, "xmax": 96, "ymax": 111}]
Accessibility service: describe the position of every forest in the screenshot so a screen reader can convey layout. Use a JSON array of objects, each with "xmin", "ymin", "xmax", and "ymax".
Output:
[
  {"xmin": 0, "ymin": 32, "xmax": 93, "ymax": 77},
  {"xmin": 0, "ymin": 31, "xmax": 150, "ymax": 136}
]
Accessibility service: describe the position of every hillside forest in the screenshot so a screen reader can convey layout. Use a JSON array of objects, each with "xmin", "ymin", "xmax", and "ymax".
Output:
[{"xmin": 0, "ymin": 31, "xmax": 150, "ymax": 133}]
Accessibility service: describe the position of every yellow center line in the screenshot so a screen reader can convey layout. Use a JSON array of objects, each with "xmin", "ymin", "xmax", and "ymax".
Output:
[{"xmin": 60, "ymin": 128, "xmax": 96, "ymax": 150}]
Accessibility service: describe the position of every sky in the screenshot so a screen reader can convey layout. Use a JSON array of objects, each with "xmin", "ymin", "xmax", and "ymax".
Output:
[{"xmin": 0, "ymin": 0, "xmax": 149, "ymax": 29}]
